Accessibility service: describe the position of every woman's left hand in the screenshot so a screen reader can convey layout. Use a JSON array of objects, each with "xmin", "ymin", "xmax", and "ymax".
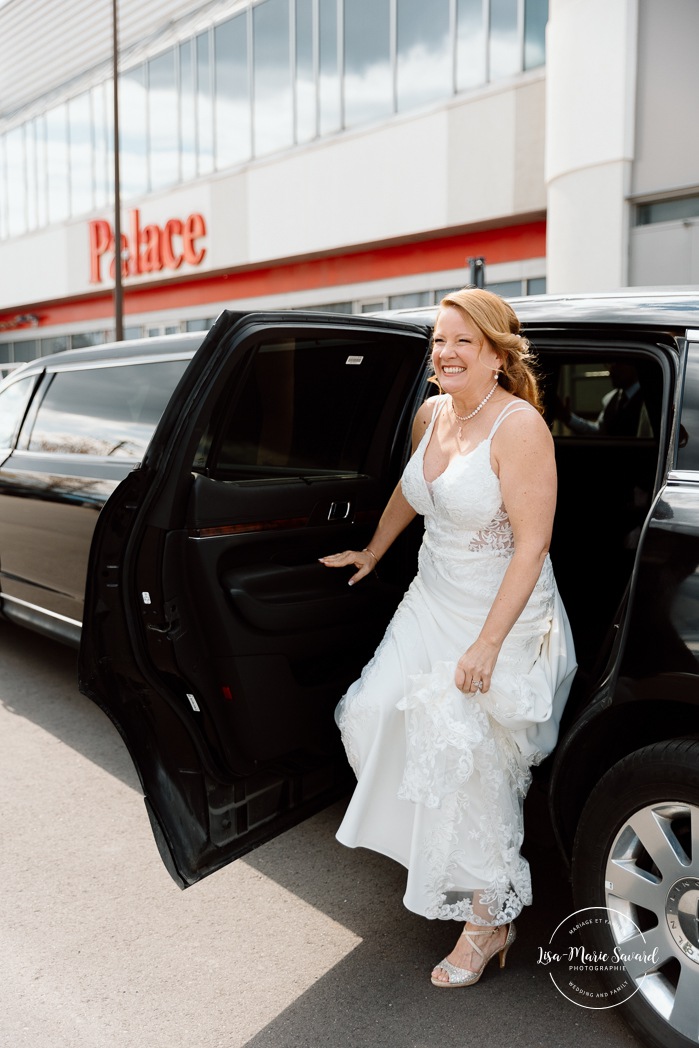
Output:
[{"xmin": 455, "ymin": 639, "xmax": 500, "ymax": 696}]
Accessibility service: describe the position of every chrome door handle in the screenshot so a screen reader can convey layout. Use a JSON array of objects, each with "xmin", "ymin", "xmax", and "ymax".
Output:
[{"xmin": 327, "ymin": 501, "xmax": 351, "ymax": 521}]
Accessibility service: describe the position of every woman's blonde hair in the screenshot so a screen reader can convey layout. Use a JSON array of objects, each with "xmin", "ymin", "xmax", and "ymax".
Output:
[{"xmin": 436, "ymin": 287, "xmax": 542, "ymax": 412}]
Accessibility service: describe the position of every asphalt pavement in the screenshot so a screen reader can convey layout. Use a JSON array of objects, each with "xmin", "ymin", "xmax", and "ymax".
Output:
[{"xmin": 0, "ymin": 620, "xmax": 642, "ymax": 1048}]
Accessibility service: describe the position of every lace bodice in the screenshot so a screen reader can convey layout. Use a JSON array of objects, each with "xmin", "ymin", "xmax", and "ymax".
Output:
[{"xmin": 402, "ymin": 396, "xmax": 536, "ymax": 570}]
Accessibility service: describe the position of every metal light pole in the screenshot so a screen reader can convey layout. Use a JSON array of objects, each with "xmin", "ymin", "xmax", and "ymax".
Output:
[
  {"xmin": 468, "ymin": 256, "xmax": 486, "ymax": 289},
  {"xmin": 112, "ymin": 0, "xmax": 124, "ymax": 341}
]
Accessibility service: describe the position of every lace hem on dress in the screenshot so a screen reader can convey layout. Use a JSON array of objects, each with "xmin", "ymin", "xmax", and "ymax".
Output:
[{"xmin": 397, "ymin": 660, "xmax": 533, "ymax": 924}]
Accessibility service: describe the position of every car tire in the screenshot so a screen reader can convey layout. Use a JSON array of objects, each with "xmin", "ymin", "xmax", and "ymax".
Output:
[{"xmin": 572, "ymin": 739, "xmax": 699, "ymax": 1048}]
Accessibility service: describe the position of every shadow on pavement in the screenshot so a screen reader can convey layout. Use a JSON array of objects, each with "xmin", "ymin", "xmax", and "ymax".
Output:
[
  {"xmin": 0, "ymin": 618, "xmax": 644, "ymax": 1046},
  {"xmin": 0, "ymin": 620, "xmax": 140, "ymax": 791},
  {"xmin": 241, "ymin": 784, "xmax": 643, "ymax": 1048}
]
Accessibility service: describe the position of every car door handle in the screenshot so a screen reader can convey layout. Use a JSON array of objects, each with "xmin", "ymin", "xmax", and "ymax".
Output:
[
  {"xmin": 327, "ymin": 501, "xmax": 351, "ymax": 521},
  {"xmin": 146, "ymin": 622, "xmax": 171, "ymax": 634}
]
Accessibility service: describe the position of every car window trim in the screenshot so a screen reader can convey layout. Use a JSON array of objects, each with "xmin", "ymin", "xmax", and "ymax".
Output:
[
  {"xmin": 667, "ymin": 469, "xmax": 699, "ymax": 485},
  {"xmin": 6, "ymin": 447, "xmax": 148, "ymax": 469},
  {"xmin": 17, "ymin": 356, "xmax": 195, "ymax": 459},
  {"xmin": 43, "ymin": 351, "xmax": 196, "ymax": 374}
]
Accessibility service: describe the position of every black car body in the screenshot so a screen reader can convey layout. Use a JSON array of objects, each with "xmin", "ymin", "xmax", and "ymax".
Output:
[
  {"xmin": 2, "ymin": 293, "xmax": 699, "ymax": 1048},
  {"xmin": 0, "ymin": 333, "xmax": 205, "ymax": 644}
]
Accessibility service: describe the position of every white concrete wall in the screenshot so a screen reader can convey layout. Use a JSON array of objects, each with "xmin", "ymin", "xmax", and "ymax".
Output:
[
  {"xmin": 633, "ymin": 0, "xmax": 699, "ymax": 199},
  {"xmin": 627, "ymin": 0, "xmax": 699, "ymax": 288},
  {"xmin": 630, "ymin": 222, "xmax": 699, "ymax": 287},
  {"xmin": 545, "ymin": 0, "xmax": 639, "ymax": 292},
  {"xmin": 0, "ymin": 74, "xmax": 546, "ymax": 310}
]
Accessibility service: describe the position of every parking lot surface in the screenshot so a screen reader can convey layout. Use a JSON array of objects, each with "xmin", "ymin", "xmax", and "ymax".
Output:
[{"xmin": 1, "ymin": 621, "xmax": 640, "ymax": 1048}]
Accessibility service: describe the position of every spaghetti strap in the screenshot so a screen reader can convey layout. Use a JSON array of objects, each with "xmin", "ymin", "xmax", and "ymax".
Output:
[
  {"xmin": 488, "ymin": 400, "xmax": 534, "ymax": 439},
  {"xmin": 429, "ymin": 394, "xmax": 449, "ymax": 424}
]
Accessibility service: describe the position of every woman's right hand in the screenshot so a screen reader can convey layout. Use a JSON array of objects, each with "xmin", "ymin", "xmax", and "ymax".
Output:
[{"xmin": 318, "ymin": 548, "xmax": 377, "ymax": 586}]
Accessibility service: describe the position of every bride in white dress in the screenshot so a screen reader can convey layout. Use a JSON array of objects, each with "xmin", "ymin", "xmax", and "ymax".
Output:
[{"xmin": 320, "ymin": 288, "xmax": 576, "ymax": 988}]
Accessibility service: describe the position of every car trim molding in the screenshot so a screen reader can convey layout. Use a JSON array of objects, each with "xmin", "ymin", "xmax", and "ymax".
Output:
[
  {"xmin": 190, "ymin": 516, "xmax": 311, "ymax": 538},
  {"xmin": 1, "ymin": 592, "xmax": 82, "ymax": 628},
  {"xmin": 668, "ymin": 469, "xmax": 699, "ymax": 485}
]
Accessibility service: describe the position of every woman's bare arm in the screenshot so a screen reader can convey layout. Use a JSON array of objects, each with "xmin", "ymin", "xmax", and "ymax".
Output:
[
  {"xmin": 455, "ymin": 408, "xmax": 556, "ymax": 693},
  {"xmin": 319, "ymin": 396, "xmax": 438, "ymax": 585}
]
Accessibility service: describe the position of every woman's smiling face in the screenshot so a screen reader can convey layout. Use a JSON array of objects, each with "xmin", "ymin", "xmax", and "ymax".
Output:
[{"xmin": 431, "ymin": 305, "xmax": 502, "ymax": 395}]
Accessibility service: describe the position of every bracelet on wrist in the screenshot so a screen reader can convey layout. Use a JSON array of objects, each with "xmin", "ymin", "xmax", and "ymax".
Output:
[{"xmin": 363, "ymin": 547, "xmax": 378, "ymax": 563}]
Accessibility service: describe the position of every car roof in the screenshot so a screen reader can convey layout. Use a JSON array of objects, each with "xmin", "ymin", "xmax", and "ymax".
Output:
[
  {"xmin": 376, "ymin": 288, "xmax": 699, "ymax": 331},
  {"xmin": 5, "ymin": 331, "xmax": 207, "ymax": 382}
]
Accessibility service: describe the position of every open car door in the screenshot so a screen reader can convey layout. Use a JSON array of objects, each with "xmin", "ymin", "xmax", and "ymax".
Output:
[{"xmin": 78, "ymin": 309, "xmax": 431, "ymax": 887}]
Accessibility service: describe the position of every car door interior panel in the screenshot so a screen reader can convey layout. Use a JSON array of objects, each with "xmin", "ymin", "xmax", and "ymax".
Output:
[{"xmin": 78, "ymin": 313, "xmax": 433, "ymax": 878}]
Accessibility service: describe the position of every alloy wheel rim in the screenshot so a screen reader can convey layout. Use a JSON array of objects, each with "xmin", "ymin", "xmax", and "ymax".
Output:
[{"xmin": 604, "ymin": 800, "xmax": 699, "ymax": 1040}]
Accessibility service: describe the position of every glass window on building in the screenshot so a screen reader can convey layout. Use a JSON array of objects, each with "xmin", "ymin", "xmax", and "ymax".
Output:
[
  {"xmin": 196, "ymin": 31, "xmax": 215, "ymax": 175},
  {"xmin": 0, "ymin": 135, "xmax": 7, "ymax": 240},
  {"xmin": 527, "ymin": 277, "xmax": 546, "ymax": 295},
  {"xmin": 388, "ymin": 292, "xmax": 430, "ymax": 309},
  {"xmin": 317, "ymin": 301, "xmax": 353, "ymax": 314},
  {"xmin": 636, "ymin": 196, "xmax": 699, "ymax": 226},
  {"xmin": 253, "ymin": 0, "xmax": 293, "ymax": 156},
  {"xmin": 185, "ymin": 318, "xmax": 211, "ymax": 332},
  {"xmin": 486, "ymin": 280, "xmax": 523, "ymax": 297},
  {"xmin": 120, "ymin": 66, "xmax": 148, "ymax": 198},
  {"xmin": 40, "ymin": 336, "xmax": 69, "ymax": 355},
  {"xmin": 344, "ymin": 0, "xmax": 392, "ymax": 128},
  {"xmin": 25, "ymin": 119, "xmax": 37, "ymax": 230},
  {"xmin": 35, "ymin": 113, "xmax": 48, "ymax": 228},
  {"xmin": 489, "ymin": 0, "xmax": 520, "ymax": 81},
  {"xmin": 92, "ymin": 83, "xmax": 111, "ymax": 209},
  {"xmin": 6, "ymin": 125, "xmax": 26, "ymax": 236},
  {"xmin": 14, "ymin": 340, "xmax": 39, "ymax": 361},
  {"xmin": 68, "ymin": 92, "xmax": 93, "ymax": 215},
  {"xmin": 149, "ymin": 51, "xmax": 179, "ymax": 191},
  {"xmin": 215, "ymin": 13, "xmax": 251, "ymax": 168},
  {"xmin": 319, "ymin": 0, "xmax": 340, "ymax": 135},
  {"xmin": 71, "ymin": 332, "xmax": 106, "ymax": 349},
  {"xmin": 457, "ymin": 0, "xmax": 487, "ymax": 90},
  {"xmin": 435, "ymin": 286, "xmax": 462, "ymax": 301},
  {"xmin": 524, "ymin": 0, "xmax": 548, "ymax": 70},
  {"xmin": 295, "ymin": 0, "xmax": 316, "ymax": 143},
  {"xmin": 0, "ymin": 0, "xmax": 551, "ymax": 244},
  {"xmin": 397, "ymin": 0, "xmax": 451, "ymax": 112},
  {"xmin": 180, "ymin": 40, "xmax": 197, "ymax": 182}
]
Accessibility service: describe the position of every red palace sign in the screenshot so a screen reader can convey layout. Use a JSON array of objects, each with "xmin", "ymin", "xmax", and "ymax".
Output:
[{"xmin": 89, "ymin": 209, "xmax": 207, "ymax": 284}]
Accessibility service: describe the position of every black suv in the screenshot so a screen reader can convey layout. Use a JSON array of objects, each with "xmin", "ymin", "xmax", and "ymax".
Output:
[{"xmin": 2, "ymin": 293, "xmax": 698, "ymax": 1048}]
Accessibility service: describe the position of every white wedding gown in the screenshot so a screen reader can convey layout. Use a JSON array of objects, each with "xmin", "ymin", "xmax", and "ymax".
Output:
[{"xmin": 335, "ymin": 396, "xmax": 577, "ymax": 925}]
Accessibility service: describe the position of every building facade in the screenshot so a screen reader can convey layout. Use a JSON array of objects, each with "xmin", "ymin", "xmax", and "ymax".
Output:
[{"xmin": 0, "ymin": 0, "xmax": 696, "ymax": 364}]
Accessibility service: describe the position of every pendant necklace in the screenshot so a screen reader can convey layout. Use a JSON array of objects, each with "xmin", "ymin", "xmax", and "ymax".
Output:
[{"xmin": 451, "ymin": 380, "xmax": 498, "ymax": 439}]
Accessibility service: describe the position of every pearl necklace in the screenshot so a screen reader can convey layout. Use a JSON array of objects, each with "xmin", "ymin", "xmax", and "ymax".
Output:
[{"xmin": 451, "ymin": 380, "xmax": 499, "ymax": 438}]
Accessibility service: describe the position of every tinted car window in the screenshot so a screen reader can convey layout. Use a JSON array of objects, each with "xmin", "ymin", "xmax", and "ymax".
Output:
[
  {"xmin": 0, "ymin": 375, "xmax": 35, "ymax": 447},
  {"xmin": 552, "ymin": 359, "xmax": 654, "ymax": 438},
  {"xmin": 201, "ymin": 336, "xmax": 417, "ymax": 477},
  {"xmin": 28, "ymin": 359, "xmax": 189, "ymax": 458},
  {"xmin": 677, "ymin": 345, "xmax": 699, "ymax": 471}
]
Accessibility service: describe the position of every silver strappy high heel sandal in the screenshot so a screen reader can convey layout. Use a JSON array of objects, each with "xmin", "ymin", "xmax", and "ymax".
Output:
[{"xmin": 430, "ymin": 922, "xmax": 516, "ymax": 988}]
